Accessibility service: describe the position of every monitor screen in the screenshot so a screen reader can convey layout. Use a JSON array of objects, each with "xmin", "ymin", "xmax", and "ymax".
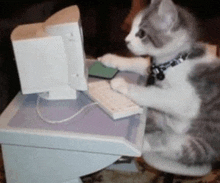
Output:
[{"xmin": 11, "ymin": 5, "xmax": 88, "ymax": 100}]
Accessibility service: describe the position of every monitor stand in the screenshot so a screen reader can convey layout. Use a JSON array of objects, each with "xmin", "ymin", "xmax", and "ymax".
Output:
[{"xmin": 38, "ymin": 86, "xmax": 77, "ymax": 100}]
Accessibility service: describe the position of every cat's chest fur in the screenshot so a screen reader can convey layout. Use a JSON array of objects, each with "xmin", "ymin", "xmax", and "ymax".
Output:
[
  {"xmin": 152, "ymin": 60, "xmax": 202, "ymax": 133},
  {"xmin": 155, "ymin": 59, "xmax": 194, "ymax": 88}
]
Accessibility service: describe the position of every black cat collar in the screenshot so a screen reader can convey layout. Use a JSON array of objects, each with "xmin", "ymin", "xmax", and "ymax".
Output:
[{"xmin": 147, "ymin": 53, "xmax": 189, "ymax": 85}]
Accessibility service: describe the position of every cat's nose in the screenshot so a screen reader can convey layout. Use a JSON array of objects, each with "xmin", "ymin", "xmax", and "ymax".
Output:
[
  {"xmin": 125, "ymin": 40, "xmax": 130, "ymax": 45},
  {"xmin": 125, "ymin": 35, "xmax": 130, "ymax": 45}
]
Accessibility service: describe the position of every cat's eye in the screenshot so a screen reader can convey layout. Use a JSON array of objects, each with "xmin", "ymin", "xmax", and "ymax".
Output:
[{"xmin": 135, "ymin": 29, "xmax": 146, "ymax": 39}]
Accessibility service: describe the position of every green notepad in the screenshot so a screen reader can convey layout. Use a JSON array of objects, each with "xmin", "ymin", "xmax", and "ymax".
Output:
[{"xmin": 89, "ymin": 61, "xmax": 119, "ymax": 79}]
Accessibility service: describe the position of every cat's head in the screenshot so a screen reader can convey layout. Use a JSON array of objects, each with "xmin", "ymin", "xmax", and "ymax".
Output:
[{"xmin": 125, "ymin": 0, "xmax": 198, "ymax": 58}]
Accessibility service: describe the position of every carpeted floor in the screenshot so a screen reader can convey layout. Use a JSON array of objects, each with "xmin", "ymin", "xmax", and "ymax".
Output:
[{"xmin": 0, "ymin": 149, "xmax": 5, "ymax": 183}]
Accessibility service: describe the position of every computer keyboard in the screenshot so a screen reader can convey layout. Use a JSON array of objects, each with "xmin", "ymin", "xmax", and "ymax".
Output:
[{"xmin": 87, "ymin": 80, "xmax": 143, "ymax": 120}]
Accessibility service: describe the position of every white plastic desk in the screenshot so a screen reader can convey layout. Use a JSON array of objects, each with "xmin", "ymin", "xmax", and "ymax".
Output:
[{"xmin": 0, "ymin": 86, "xmax": 146, "ymax": 183}]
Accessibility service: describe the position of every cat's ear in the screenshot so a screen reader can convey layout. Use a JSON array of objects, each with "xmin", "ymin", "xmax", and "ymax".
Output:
[{"xmin": 158, "ymin": 0, "xmax": 178, "ymax": 31}]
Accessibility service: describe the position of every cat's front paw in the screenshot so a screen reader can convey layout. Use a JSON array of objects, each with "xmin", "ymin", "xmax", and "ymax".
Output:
[
  {"xmin": 110, "ymin": 77, "xmax": 129, "ymax": 95},
  {"xmin": 98, "ymin": 53, "xmax": 122, "ymax": 70}
]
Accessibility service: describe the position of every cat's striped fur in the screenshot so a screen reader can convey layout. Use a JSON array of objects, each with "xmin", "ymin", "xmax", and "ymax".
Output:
[{"xmin": 98, "ymin": 0, "xmax": 220, "ymax": 166}]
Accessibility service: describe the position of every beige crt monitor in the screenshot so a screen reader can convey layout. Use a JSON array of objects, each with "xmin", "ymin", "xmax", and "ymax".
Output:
[{"xmin": 11, "ymin": 5, "xmax": 88, "ymax": 100}]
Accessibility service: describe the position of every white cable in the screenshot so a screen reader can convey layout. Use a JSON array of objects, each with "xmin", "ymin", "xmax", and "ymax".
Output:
[{"xmin": 36, "ymin": 95, "xmax": 98, "ymax": 124}]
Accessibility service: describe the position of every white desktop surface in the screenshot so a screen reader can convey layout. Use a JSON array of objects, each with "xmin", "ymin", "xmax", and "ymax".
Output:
[
  {"xmin": 0, "ymin": 92, "xmax": 145, "ymax": 156},
  {"xmin": 0, "ymin": 70, "xmax": 147, "ymax": 183}
]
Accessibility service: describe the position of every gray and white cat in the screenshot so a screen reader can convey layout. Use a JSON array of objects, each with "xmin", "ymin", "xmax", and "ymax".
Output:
[{"xmin": 98, "ymin": 0, "xmax": 220, "ymax": 166}]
